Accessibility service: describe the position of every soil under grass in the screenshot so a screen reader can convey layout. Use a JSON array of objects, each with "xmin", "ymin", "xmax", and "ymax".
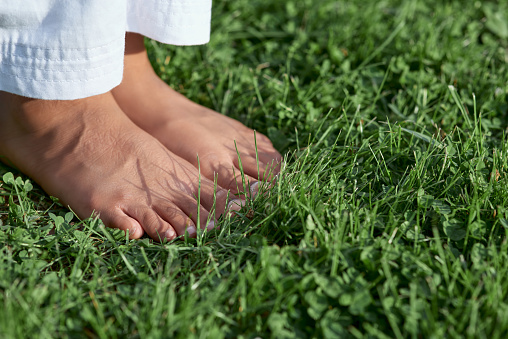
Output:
[{"xmin": 1, "ymin": 0, "xmax": 508, "ymax": 337}]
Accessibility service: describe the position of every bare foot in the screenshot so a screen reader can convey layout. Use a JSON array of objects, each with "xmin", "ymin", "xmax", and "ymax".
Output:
[
  {"xmin": 0, "ymin": 91, "xmax": 231, "ymax": 241},
  {"xmin": 112, "ymin": 33, "xmax": 282, "ymax": 196}
]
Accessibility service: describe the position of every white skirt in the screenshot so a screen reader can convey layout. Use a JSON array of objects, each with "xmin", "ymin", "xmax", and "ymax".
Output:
[{"xmin": 0, "ymin": 0, "xmax": 211, "ymax": 100}]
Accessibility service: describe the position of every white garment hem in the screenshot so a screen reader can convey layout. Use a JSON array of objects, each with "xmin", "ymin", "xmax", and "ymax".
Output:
[
  {"xmin": 0, "ymin": 0, "xmax": 212, "ymax": 100},
  {"xmin": 125, "ymin": 0, "xmax": 212, "ymax": 46},
  {"xmin": 0, "ymin": 37, "xmax": 125, "ymax": 100},
  {"xmin": 0, "ymin": 67, "xmax": 123, "ymax": 100},
  {"xmin": 126, "ymin": 27, "xmax": 210, "ymax": 46}
]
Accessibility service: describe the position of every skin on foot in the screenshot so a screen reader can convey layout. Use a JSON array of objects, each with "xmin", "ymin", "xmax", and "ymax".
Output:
[
  {"xmin": 0, "ymin": 91, "xmax": 229, "ymax": 241},
  {"xmin": 112, "ymin": 33, "xmax": 282, "ymax": 197}
]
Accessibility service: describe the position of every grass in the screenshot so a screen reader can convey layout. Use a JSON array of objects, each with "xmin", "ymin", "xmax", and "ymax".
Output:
[{"xmin": 1, "ymin": 0, "xmax": 508, "ymax": 337}]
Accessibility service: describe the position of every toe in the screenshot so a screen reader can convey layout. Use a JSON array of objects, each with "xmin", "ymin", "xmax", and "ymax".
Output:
[
  {"xmin": 200, "ymin": 157, "xmax": 259, "ymax": 197},
  {"xmin": 233, "ymin": 155, "xmax": 265, "ymax": 179},
  {"xmin": 250, "ymin": 181, "xmax": 260, "ymax": 197},
  {"xmin": 220, "ymin": 168, "xmax": 258, "ymax": 196},
  {"xmin": 257, "ymin": 155, "xmax": 282, "ymax": 180},
  {"xmin": 227, "ymin": 199, "xmax": 247, "ymax": 216},
  {"xmin": 257, "ymin": 151, "xmax": 282, "ymax": 166},
  {"xmin": 233, "ymin": 155, "xmax": 280, "ymax": 182},
  {"xmin": 104, "ymin": 209, "xmax": 145, "ymax": 239},
  {"xmin": 253, "ymin": 131, "xmax": 273, "ymax": 146},
  {"xmin": 124, "ymin": 205, "xmax": 184, "ymax": 241},
  {"xmin": 190, "ymin": 174, "xmax": 230, "ymax": 214},
  {"xmin": 161, "ymin": 195, "xmax": 214, "ymax": 233},
  {"xmin": 152, "ymin": 200, "xmax": 200, "ymax": 237}
]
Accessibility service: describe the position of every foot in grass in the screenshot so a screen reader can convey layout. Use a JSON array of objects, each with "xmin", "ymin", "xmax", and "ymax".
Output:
[
  {"xmin": 112, "ymin": 33, "xmax": 282, "ymax": 196},
  {"xmin": 0, "ymin": 91, "xmax": 233, "ymax": 241}
]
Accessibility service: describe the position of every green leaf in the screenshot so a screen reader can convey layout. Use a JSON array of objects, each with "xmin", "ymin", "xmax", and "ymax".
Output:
[
  {"xmin": 267, "ymin": 312, "xmax": 288, "ymax": 333},
  {"xmin": 305, "ymin": 290, "xmax": 328, "ymax": 319},
  {"xmin": 400, "ymin": 127, "xmax": 444, "ymax": 149},
  {"xmin": 339, "ymin": 293, "xmax": 352, "ymax": 306},
  {"xmin": 321, "ymin": 309, "xmax": 348, "ymax": 338},
  {"xmin": 2, "ymin": 172, "xmax": 14, "ymax": 185},
  {"xmin": 15, "ymin": 177, "xmax": 23, "ymax": 186},
  {"xmin": 418, "ymin": 194, "xmax": 434, "ymax": 209},
  {"xmin": 23, "ymin": 180, "xmax": 33, "ymax": 192},
  {"xmin": 249, "ymin": 234, "xmax": 264, "ymax": 248},
  {"xmin": 499, "ymin": 218, "xmax": 508, "ymax": 229},
  {"xmin": 484, "ymin": 4, "xmax": 508, "ymax": 39},
  {"xmin": 432, "ymin": 199, "xmax": 451, "ymax": 215},
  {"xmin": 443, "ymin": 219, "xmax": 466, "ymax": 241},
  {"xmin": 49, "ymin": 213, "xmax": 65, "ymax": 228},
  {"xmin": 349, "ymin": 289, "xmax": 372, "ymax": 315},
  {"xmin": 306, "ymin": 214, "xmax": 316, "ymax": 230},
  {"xmin": 65, "ymin": 212, "xmax": 74, "ymax": 223},
  {"xmin": 471, "ymin": 243, "xmax": 491, "ymax": 267},
  {"xmin": 314, "ymin": 274, "xmax": 342, "ymax": 298}
]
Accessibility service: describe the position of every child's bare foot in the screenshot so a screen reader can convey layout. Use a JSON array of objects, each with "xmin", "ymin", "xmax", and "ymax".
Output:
[
  {"xmin": 112, "ymin": 33, "xmax": 282, "ymax": 196},
  {"xmin": 0, "ymin": 91, "xmax": 230, "ymax": 241}
]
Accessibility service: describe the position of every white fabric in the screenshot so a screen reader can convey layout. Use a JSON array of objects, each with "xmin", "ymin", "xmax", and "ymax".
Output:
[
  {"xmin": 0, "ymin": 0, "xmax": 212, "ymax": 100},
  {"xmin": 127, "ymin": 0, "xmax": 212, "ymax": 46}
]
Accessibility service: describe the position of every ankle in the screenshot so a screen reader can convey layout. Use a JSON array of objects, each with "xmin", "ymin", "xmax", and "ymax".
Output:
[{"xmin": 1, "ymin": 92, "xmax": 116, "ymax": 135}]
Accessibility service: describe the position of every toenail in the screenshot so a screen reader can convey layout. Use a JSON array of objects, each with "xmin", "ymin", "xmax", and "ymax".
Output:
[
  {"xmin": 250, "ymin": 182, "xmax": 259, "ymax": 197},
  {"xmin": 129, "ymin": 227, "xmax": 142, "ymax": 239},
  {"xmin": 206, "ymin": 220, "xmax": 215, "ymax": 231},
  {"xmin": 164, "ymin": 228, "xmax": 176, "ymax": 240},
  {"xmin": 228, "ymin": 199, "xmax": 245, "ymax": 212},
  {"xmin": 187, "ymin": 225, "xmax": 197, "ymax": 236}
]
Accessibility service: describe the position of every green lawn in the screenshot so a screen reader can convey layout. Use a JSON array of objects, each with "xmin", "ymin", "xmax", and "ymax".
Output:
[{"xmin": 1, "ymin": 0, "xmax": 508, "ymax": 337}]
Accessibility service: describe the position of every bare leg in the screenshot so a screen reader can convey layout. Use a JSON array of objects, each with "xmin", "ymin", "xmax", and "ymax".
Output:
[
  {"xmin": 0, "ymin": 91, "xmax": 230, "ymax": 240},
  {"xmin": 112, "ymin": 33, "xmax": 282, "ymax": 196}
]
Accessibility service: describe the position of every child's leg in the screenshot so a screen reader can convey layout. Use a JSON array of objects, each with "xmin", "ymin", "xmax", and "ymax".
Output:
[
  {"xmin": 112, "ymin": 33, "xmax": 282, "ymax": 195},
  {"xmin": 0, "ymin": 91, "xmax": 232, "ymax": 240}
]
